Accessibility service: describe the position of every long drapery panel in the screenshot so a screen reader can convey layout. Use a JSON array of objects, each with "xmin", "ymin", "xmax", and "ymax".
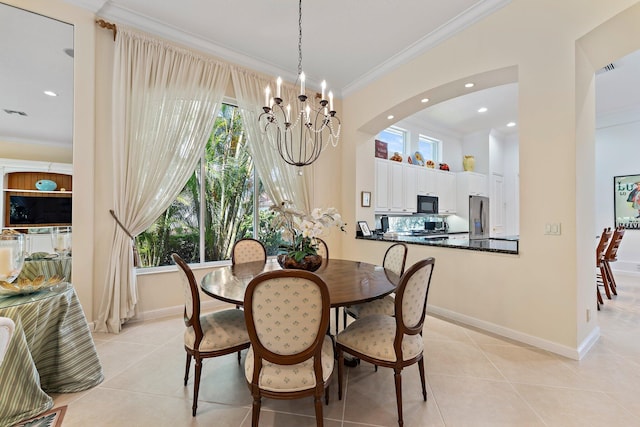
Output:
[
  {"xmin": 96, "ymin": 27, "xmax": 230, "ymax": 333},
  {"xmin": 230, "ymin": 67, "xmax": 311, "ymax": 214}
]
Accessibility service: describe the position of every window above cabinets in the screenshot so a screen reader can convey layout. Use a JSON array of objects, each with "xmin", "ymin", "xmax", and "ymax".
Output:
[
  {"xmin": 377, "ymin": 126, "xmax": 406, "ymax": 157},
  {"xmin": 418, "ymin": 134, "xmax": 440, "ymax": 162}
]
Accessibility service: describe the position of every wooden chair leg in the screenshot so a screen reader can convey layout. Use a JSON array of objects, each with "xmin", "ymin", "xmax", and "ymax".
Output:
[
  {"xmin": 604, "ymin": 261, "xmax": 618, "ymax": 295},
  {"xmin": 192, "ymin": 357, "xmax": 202, "ymax": 416},
  {"xmin": 337, "ymin": 349, "xmax": 344, "ymax": 400},
  {"xmin": 314, "ymin": 391, "xmax": 324, "ymax": 427},
  {"xmin": 599, "ymin": 265, "xmax": 612, "ymax": 299},
  {"xmin": 418, "ymin": 358, "xmax": 427, "ymax": 401},
  {"xmin": 251, "ymin": 394, "xmax": 261, "ymax": 427},
  {"xmin": 184, "ymin": 353, "xmax": 192, "ymax": 386},
  {"xmin": 394, "ymin": 368, "xmax": 404, "ymax": 427},
  {"xmin": 596, "ymin": 285, "xmax": 603, "ymax": 310}
]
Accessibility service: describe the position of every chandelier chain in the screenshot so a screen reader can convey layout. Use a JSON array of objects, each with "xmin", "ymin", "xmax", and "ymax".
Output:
[{"xmin": 298, "ymin": 0, "xmax": 303, "ymax": 77}]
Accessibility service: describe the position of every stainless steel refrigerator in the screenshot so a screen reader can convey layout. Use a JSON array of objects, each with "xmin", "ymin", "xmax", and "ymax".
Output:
[{"xmin": 469, "ymin": 195, "xmax": 490, "ymax": 239}]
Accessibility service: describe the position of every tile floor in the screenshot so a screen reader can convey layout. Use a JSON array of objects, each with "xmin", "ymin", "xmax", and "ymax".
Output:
[{"xmin": 52, "ymin": 273, "xmax": 640, "ymax": 426}]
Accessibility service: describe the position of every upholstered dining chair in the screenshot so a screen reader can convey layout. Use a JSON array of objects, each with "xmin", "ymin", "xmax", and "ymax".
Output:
[
  {"xmin": 231, "ymin": 238, "xmax": 267, "ymax": 265},
  {"xmin": 344, "ymin": 243, "xmax": 408, "ymax": 325},
  {"xmin": 243, "ymin": 269, "xmax": 334, "ymax": 427},
  {"xmin": 172, "ymin": 253, "xmax": 250, "ymax": 416},
  {"xmin": 595, "ymin": 227, "xmax": 613, "ymax": 307},
  {"xmin": 336, "ymin": 257, "xmax": 435, "ymax": 427},
  {"xmin": 0, "ymin": 317, "xmax": 15, "ymax": 367}
]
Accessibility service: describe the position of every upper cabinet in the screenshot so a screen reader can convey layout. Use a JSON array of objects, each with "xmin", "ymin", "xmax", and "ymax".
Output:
[
  {"xmin": 375, "ymin": 159, "xmax": 457, "ymax": 215},
  {"xmin": 457, "ymin": 172, "xmax": 488, "ymax": 197}
]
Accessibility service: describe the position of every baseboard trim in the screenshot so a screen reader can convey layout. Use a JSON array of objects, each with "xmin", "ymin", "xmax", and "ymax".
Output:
[
  {"xmin": 427, "ymin": 305, "xmax": 586, "ymax": 360},
  {"xmin": 129, "ymin": 299, "xmax": 229, "ymax": 324}
]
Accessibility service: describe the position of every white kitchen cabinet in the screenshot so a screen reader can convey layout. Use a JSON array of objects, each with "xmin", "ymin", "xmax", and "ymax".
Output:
[
  {"xmin": 435, "ymin": 170, "xmax": 456, "ymax": 214},
  {"xmin": 375, "ymin": 159, "xmax": 407, "ymax": 213},
  {"xmin": 375, "ymin": 158, "xmax": 390, "ymax": 211},
  {"xmin": 457, "ymin": 171, "xmax": 488, "ymax": 196},
  {"xmin": 418, "ymin": 168, "xmax": 438, "ymax": 195},
  {"xmin": 403, "ymin": 165, "xmax": 419, "ymax": 213},
  {"xmin": 375, "ymin": 159, "xmax": 424, "ymax": 214}
]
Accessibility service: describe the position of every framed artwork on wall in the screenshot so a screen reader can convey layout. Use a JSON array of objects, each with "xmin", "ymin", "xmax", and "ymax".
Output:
[
  {"xmin": 361, "ymin": 191, "xmax": 371, "ymax": 207},
  {"xmin": 614, "ymin": 174, "xmax": 640, "ymax": 229}
]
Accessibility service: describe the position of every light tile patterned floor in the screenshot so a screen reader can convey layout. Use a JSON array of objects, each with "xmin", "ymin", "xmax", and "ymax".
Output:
[{"xmin": 53, "ymin": 273, "xmax": 640, "ymax": 426}]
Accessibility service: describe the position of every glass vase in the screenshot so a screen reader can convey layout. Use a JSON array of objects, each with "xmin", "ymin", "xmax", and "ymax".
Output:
[{"xmin": 0, "ymin": 232, "xmax": 25, "ymax": 283}]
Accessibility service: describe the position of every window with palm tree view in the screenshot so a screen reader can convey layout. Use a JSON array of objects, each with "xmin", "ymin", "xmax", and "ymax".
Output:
[{"xmin": 136, "ymin": 103, "xmax": 281, "ymax": 267}]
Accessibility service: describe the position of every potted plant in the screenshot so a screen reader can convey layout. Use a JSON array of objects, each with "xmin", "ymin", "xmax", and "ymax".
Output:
[{"xmin": 270, "ymin": 202, "xmax": 345, "ymax": 271}]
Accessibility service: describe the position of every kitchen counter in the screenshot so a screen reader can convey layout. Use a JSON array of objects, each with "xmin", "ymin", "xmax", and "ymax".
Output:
[{"xmin": 357, "ymin": 232, "xmax": 519, "ymax": 255}]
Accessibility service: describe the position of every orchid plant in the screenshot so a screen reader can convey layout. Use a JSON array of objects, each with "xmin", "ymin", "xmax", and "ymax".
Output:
[{"xmin": 270, "ymin": 201, "xmax": 346, "ymax": 262}]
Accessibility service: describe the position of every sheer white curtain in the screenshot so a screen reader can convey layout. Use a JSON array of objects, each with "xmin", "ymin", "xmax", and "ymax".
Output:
[
  {"xmin": 96, "ymin": 27, "xmax": 230, "ymax": 333},
  {"xmin": 230, "ymin": 67, "xmax": 311, "ymax": 213}
]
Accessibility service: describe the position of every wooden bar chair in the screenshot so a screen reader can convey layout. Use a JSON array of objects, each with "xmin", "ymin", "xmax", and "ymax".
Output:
[
  {"xmin": 595, "ymin": 227, "xmax": 613, "ymax": 309},
  {"xmin": 602, "ymin": 226, "xmax": 625, "ymax": 296}
]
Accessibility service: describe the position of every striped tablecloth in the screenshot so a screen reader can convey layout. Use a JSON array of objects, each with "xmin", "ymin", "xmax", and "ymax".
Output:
[
  {"xmin": 18, "ymin": 258, "xmax": 72, "ymax": 282},
  {"xmin": 0, "ymin": 283, "xmax": 103, "ymax": 426}
]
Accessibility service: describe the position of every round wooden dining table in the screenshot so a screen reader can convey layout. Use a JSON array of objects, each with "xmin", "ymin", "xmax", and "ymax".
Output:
[{"xmin": 200, "ymin": 258, "xmax": 399, "ymax": 308}]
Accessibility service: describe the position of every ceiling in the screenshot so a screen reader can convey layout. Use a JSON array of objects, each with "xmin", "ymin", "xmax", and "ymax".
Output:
[{"xmin": 1, "ymin": 0, "xmax": 639, "ymax": 147}]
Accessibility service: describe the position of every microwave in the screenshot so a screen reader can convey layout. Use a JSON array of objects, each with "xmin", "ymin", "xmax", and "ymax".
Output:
[{"xmin": 416, "ymin": 195, "xmax": 438, "ymax": 214}]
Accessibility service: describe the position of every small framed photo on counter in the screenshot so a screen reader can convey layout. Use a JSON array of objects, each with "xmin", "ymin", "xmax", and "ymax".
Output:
[
  {"xmin": 357, "ymin": 220, "xmax": 372, "ymax": 237},
  {"xmin": 361, "ymin": 191, "xmax": 371, "ymax": 207}
]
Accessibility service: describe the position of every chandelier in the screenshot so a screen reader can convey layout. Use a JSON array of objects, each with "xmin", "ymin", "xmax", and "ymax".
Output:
[{"xmin": 258, "ymin": 0, "xmax": 341, "ymax": 168}]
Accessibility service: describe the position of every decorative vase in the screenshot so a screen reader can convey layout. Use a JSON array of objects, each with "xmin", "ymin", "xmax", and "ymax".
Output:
[
  {"xmin": 35, "ymin": 179, "xmax": 57, "ymax": 191},
  {"xmin": 277, "ymin": 253, "xmax": 322, "ymax": 272},
  {"xmin": 463, "ymin": 155, "xmax": 475, "ymax": 172}
]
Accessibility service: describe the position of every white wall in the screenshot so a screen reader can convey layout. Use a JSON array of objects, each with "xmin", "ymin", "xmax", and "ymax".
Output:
[
  {"xmin": 595, "ymin": 116, "xmax": 640, "ymax": 273},
  {"xmin": 504, "ymin": 134, "xmax": 520, "ymax": 236}
]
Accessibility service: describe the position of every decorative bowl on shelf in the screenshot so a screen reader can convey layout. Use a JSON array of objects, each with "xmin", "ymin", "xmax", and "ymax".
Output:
[{"xmin": 35, "ymin": 179, "xmax": 57, "ymax": 191}]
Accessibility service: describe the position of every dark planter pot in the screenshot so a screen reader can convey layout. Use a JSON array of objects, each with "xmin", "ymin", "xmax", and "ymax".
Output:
[{"xmin": 276, "ymin": 254, "xmax": 322, "ymax": 272}]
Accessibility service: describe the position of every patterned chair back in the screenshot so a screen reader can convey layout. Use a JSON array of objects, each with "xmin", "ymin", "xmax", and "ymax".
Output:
[
  {"xmin": 394, "ymin": 258, "xmax": 435, "ymax": 333},
  {"xmin": 244, "ymin": 270, "xmax": 330, "ymax": 362},
  {"xmin": 172, "ymin": 254, "xmax": 203, "ymax": 345},
  {"xmin": 232, "ymin": 238, "xmax": 267, "ymax": 265},
  {"xmin": 315, "ymin": 238, "xmax": 329, "ymax": 262},
  {"xmin": 604, "ymin": 226, "xmax": 625, "ymax": 262},
  {"xmin": 383, "ymin": 243, "xmax": 408, "ymax": 276}
]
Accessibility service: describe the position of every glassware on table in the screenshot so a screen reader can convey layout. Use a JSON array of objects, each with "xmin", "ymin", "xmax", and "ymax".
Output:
[
  {"xmin": 0, "ymin": 231, "xmax": 25, "ymax": 283},
  {"xmin": 51, "ymin": 226, "xmax": 72, "ymax": 258}
]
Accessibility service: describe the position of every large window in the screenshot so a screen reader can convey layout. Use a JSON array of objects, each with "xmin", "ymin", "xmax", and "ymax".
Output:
[
  {"xmin": 418, "ymin": 134, "xmax": 440, "ymax": 162},
  {"xmin": 135, "ymin": 103, "xmax": 281, "ymax": 268},
  {"xmin": 378, "ymin": 126, "xmax": 406, "ymax": 156}
]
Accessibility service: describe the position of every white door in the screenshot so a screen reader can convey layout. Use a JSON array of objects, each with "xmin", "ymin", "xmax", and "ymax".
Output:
[{"xmin": 491, "ymin": 173, "xmax": 505, "ymax": 237}]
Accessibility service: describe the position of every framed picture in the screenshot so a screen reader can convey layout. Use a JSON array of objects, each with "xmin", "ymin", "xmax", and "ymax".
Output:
[
  {"xmin": 357, "ymin": 220, "xmax": 372, "ymax": 237},
  {"xmin": 614, "ymin": 174, "xmax": 640, "ymax": 229},
  {"xmin": 361, "ymin": 191, "xmax": 371, "ymax": 207}
]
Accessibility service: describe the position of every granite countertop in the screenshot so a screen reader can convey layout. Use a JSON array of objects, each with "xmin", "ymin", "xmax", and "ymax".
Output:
[{"xmin": 357, "ymin": 232, "xmax": 519, "ymax": 255}]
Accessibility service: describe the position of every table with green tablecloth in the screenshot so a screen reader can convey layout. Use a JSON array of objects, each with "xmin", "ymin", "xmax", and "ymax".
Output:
[
  {"xmin": 18, "ymin": 257, "xmax": 72, "ymax": 282},
  {"xmin": 0, "ymin": 283, "xmax": 103, "ymax": 426}
]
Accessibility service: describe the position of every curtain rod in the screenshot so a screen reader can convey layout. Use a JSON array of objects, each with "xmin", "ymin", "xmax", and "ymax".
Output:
[{"xmin": 96, "ymin": 19, "xmax": 117, "ymax": 41}]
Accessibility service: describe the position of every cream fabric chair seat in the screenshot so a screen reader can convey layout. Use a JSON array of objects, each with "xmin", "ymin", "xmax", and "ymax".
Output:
[
  {"xmin": 346, "ymin": 295, "xmax": 395, "ymax": 318},
  {"xmin": 337, "ymin": 314, "xmax": 423, "ymax": 362},
  {"xmin": 184, "ymin": 309, "xmax": 249, "ymax": 352},
  {"xmin": 245, "ymin": 336, "xmax": 334, "ymax": 392}
]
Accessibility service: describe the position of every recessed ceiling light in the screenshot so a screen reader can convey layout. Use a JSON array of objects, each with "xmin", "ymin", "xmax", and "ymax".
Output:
[
  {"xmin": 44, "ymin": 90, "xmax": 58, "ymax": 97},
  {"xmin": 421, "ymin": 98, "xmax": 429, "ymax": 103},
  {"xmin": 387, "ymin": 115, "xmax": 394, "ymax": 120},
  {"xmin": 477, "ymin": 107, "xmax": 488, "ymax": 113},
  {"xmin": 465, "ymin": 83, "xmax": 474, "ymax": 88},
  {"xmin": 507, "ymin": 122, "xmax": 516, "ymax": 127}
]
